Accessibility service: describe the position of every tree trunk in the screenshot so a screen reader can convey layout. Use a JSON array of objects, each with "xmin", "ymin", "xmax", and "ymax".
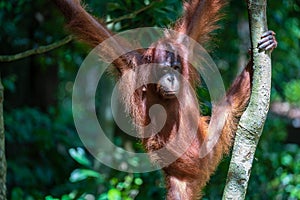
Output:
[
  {"xmin": 222, "ymin": 0, "xmax": 272, "ymax": 199},
  {"xmin": 0, "ymin": 77, "xmax": 7, "ymax": 200}
]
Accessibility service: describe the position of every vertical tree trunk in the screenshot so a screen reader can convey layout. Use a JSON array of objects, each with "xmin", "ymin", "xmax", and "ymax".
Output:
[
  {"xmin": 222, "ymin": 0, "xmax": 272, "ymax": 199},
  {"xmin": 0, "ymin": 77, "xmax": 7, "ymax": 200}
]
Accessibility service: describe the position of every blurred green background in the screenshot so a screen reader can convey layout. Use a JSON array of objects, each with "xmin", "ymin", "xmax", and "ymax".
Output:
[{"xmin": 1, "ymin": 0, "xmax": 300, "ymax": 199}]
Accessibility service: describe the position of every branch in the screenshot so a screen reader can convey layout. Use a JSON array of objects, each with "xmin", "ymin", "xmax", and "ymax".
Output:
[
  {"xmin": 106, "ymin": 2, "xmax": 156, "ymax": 24},
  {"xmin": 0, "ymin": 35, "xmax": 73, "ymax": 62},
  {"xmin": 223, "ymin": 0, "xmax": 272, "ymax": 199},
  {"xmin": 0, "ymin": 2, "xmax": 157, "ymax": 63},
  {"xmin": 0, "ymin": 78, "xmax": 6, "ymax": 199}
]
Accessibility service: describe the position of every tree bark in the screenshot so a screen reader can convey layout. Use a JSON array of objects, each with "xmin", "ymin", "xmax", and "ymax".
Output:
[
  {"xmin": 0, "ymin": 36, "xmax": 73, "ymax": 62},
  {"xmin": 222, "ymin": 0, "xmax": 272, "ymax": 199},
  {"xmin": 0, "ymin": 77, "xmax": 7, "ymax": 200}
]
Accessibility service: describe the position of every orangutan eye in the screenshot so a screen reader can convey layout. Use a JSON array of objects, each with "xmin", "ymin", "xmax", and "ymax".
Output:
[{"xmin": 172, "ymin": 61, "xmax": 181, "ymax": 71}]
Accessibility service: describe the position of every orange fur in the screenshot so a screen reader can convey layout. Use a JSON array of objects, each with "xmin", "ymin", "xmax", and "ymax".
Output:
[
  {"xmin": 53, "ymin": 0, "xmax": 252, "ymax": 199},
  {"xmin": 175, "ymin": 0, "xmax": 227, "ymax": 44}
]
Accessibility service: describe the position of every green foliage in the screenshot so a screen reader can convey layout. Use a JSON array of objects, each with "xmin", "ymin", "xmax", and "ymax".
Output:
[
  {"xmin": 70, "ymin": 169, "xmax": 102, "ymax": 183},
  {"xmin": 266, "ymin": 144, "xmax": 300, "ymax": 200},
  {"xmin": 268, "ymin": 1, "xmax": 300, "ymax": 102},
  {"xmin": 284, "ymin": 80, "xmax": 300, "ymax": 106},
  {"xmin": 45, "ymin": 147, "xmax": 148, "ymax": 200},
  {"xmin": 5, "ymin": 107, "xmax": 80, "ymax": 199},
  {"xmin": 2, "ymin": 75, "xmax": 17, "ymax": 93},
  {"xmin": 1, "ymin": 0, "xmax": 300, "ymax": 199},
  {"xmin": 68, "ymin": 148, "xmax": 92, "ymax": 168}
]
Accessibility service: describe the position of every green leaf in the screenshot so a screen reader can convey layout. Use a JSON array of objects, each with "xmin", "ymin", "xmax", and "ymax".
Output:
[
  {"xmin": 134, "ymin": 178, "xmax": 143, "ymax": 186},
  {"xmin": 281, "ymin": 153, "xmax": 293, "ymax": 167},
  {"xmin": 69, "ymin": 169, "xmax": 103, "ymax": 182},
  {"xmin": 11, "ymin": 187, "xmax": 24, "ymax": 200},
  {"xmin": 45, "ymin": 196, "xmax": 60, "ymax": 200},
  {"xmin": 107, "ymin": 189, "xmax": 121, "ymax": 200},
  {"xmin": 69, "ymin": 147, "xmax": 92, "ymax": 167},
  {"xmin": 284, "ymin": 80, "xmax": 300, "ymax": 106},
  {"xmin": 97, "ymin": 193, "xmax": 108, "ymax": 200},
  {"xmin": 61, "ymin": 194, "xmax": 73, "ymax": 200}
]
